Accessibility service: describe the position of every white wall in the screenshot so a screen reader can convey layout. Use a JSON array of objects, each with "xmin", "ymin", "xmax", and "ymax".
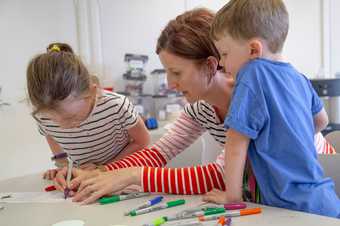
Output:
[
  {"xmin": 0, "ymin": 0, "xmax": 78, "ymax": 180},
  {"xmin": 330, "ymin": 0, "xmax": 340, "ymax": 76},
  {"xmin": 0, "ymin": 0, "xmax": 78, "ymax": 103},
  {"xmin": 99, "ymin": 0, "xmax": 326, "ymax": 91},
  {"xmin": 283, "ymin": 0, "xmax": 322, "ymax": 77},
  {"xmin": 99, "ymin": 0, "xmax": 185, "ymax": 91},
  {"xmin": 0, "ymin": 0, "xmax": 339, "ymax": 180}
]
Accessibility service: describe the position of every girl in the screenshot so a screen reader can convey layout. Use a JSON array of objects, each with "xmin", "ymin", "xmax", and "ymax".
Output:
[{"xmin": 26, "ymin": 44, "xmax": 150, "ymax": 180}]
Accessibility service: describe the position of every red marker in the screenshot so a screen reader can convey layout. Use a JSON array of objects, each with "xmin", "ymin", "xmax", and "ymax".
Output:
[{"xmin": 44, "ymin": 185, "xmax": 57, "ymax": 192}]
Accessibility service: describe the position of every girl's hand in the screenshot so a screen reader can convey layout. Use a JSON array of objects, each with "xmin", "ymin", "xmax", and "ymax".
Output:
[
  {"xmin": 53, "ymin": 167, "xmax": 100, "ymax": 196},
  {"xmin": 72, "ymin": 167, "xmax": 141, "ymax": 204},
  {"xmin": 43, "ymin": 168, "xmax": 59, "ymax": 180}
]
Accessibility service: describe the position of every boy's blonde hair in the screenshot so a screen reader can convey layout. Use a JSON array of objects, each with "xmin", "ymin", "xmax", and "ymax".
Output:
[{"xmin": 211, "ymin": 0, "xmax": 289, "ymax": 53}]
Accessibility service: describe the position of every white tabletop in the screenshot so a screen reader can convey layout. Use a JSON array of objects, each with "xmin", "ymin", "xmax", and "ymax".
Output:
[{"xmin": 0, "ymin": 174, "xmax": 339, "ymax": 226}]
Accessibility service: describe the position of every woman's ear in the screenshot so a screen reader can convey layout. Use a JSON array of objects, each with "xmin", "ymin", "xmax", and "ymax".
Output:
[
  {"xmin": 206, "ymin": 56, "xmax": 219, "ymax": 75},
  {"xmin": 249, "ymin": 38, "xmax": 263, "ymax": 59}
]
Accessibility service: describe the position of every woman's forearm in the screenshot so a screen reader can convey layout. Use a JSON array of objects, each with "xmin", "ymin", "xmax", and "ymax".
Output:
[
  {"xmin": 104, "ymin": 147, "xmax": 167, "ymax": 170},
  {"xmin": 141, "ymin": 163, "xmax": 225, "ymax": 195}
]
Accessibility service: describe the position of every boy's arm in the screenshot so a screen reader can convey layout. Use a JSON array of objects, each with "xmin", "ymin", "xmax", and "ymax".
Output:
[
  {"xmin": 223, "ymin": 129, "xmax": 249, "ymax": 202},
  {"xmin": 313, "ymin": 108, "xmax": 328, "ymax": 134},
  {"xmin": 203, "ymin": 128, "xmax": 249, "ymax": 203},
  {"xmin": 114, "ymin": 117, "xmax": 150, "ymax": 160}
]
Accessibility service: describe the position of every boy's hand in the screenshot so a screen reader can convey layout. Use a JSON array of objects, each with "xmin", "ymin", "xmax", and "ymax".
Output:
[
  {"xmin": 202, "ymin": 188, "xmax": 230, "ymax": 204},
  {"xmin": 72, "ymin": 167, "xmax": 141, "ymax": 204}
]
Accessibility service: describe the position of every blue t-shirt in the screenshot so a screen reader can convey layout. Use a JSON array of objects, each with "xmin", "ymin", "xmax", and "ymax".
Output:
[{"xmin": 225, "ymin": 58, "xmax": 340, "ymax": 218}]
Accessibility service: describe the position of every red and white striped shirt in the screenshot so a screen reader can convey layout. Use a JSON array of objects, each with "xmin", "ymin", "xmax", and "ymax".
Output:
[{"xmin": 105, "ymin": 101, "xmax": 336, "ymax": 195}]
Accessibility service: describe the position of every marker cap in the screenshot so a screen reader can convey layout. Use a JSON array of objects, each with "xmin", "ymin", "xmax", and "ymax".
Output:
[
  {"xmin": 204, "ymin": 207, "xmax": 225, "ymax": 215},
  {"xmin": 150, "ymin": 196, "xmax": 163, "ymax": 205},
  {"xmin": 167, "ymin": 199, "xmax": 185, "ymax": 207},
  {"xmin": 153, "ymin": 217, "xmax": 166, "ymax": 226},
  {"xmin": 240, "ymin": 207, "xmax": 262, "ymax": 216},
  {"xmin": 129, "ymin": 210, "xmax": 137, "ymax": 216},
  {"xmin": 224, "ymin": 202, "xmax": 247, "ymax": 210},
  {"xmin": 99, "ymin": 195, "xmax": 120, "ymax": 204}
]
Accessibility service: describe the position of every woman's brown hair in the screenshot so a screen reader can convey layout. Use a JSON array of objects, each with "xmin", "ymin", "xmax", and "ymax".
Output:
[{"xmin": 156, "ymin": 8, "xmax": 219, "ymax": 63}]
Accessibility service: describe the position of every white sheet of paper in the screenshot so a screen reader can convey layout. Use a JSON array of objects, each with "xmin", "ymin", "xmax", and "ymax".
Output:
[{"xmin": 0, "ymin": 192, "xmax": 72, "ymax": 203}]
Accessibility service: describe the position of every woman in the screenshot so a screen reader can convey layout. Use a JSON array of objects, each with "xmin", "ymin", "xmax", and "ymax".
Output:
[{"xmin": 54, "ymin": 8, "xmax": 335, "ymax": 204}]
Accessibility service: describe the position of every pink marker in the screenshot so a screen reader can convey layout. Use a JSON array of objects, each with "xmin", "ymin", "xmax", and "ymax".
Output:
[{"xmin": 224, "ymin": 202, "xmax": 247, "ymax": 210}]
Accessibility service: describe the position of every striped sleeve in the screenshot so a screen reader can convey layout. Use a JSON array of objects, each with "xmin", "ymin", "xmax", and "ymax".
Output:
[
  {"xmin": 105, "ymin": 110, "xmax": 206, "ymax": 170},
  {"xmin": 105, "ymin": 147, "xmax": 167, "ymax": 170},
  {"xmin": 315, "ymin": 132, "xmax": 336, "ymax": 154},
  {"xmin": 141, "ymin": 163, "xmax": 225, "ymax": 195},
  {"xmin": 117, "ymin": 96, "xmax": 138, "ymax": 129},
  {"xmin": 152, "ymin": 110, "xmax": 206, "ymax": 160},
  {"xmin": 33, "ymin": 115, "xmax": 47, "ymax": 136}
]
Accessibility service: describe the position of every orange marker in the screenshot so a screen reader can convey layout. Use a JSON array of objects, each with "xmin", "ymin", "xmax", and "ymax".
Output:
[
  {"xmin": 216, "ymin": 216, "xmax": 225, "ymax": 226},
  {"xmin": 199, "ymin": 207, "xmax": 262, "ymax": 221}
]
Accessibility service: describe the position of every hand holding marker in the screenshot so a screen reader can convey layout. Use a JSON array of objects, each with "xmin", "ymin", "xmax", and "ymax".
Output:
[{"xmin": 125, "ymin": 196, "xmax": 163, "ymax": 216}]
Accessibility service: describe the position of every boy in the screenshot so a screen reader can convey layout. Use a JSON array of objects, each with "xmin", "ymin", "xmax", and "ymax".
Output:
[{"xmin": 204, "ymin": 0, "xmax": 340, "ymax": 218}]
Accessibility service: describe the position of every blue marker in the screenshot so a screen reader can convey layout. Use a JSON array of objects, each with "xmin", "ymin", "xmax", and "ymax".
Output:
[{"xmin": 125, "ymin": 196, "xmax": 164, "ymax": 216}]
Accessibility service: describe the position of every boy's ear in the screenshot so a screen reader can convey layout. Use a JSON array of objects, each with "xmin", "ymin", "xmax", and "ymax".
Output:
[{"xmin": 249, "ymin": 39, "xmax": 263, "ymax": 59}]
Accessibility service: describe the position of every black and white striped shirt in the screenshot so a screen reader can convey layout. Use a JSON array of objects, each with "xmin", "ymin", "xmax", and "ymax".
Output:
[
  {"xmin": 184, "ymin": 100, "xmax": 227, "ymax": 145},
  {"xmin": 36, "ymin": 91, "xmax": 138, "ymax": 165}
]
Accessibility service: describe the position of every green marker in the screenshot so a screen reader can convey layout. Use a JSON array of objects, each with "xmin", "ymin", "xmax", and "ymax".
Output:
[
  {"xmin": 99, "ymin": 192, "xmax": 150, "ymax": 205},
  {"xmin": 130, "ymin": 199, "xmax": 185, "ymax": 216}
]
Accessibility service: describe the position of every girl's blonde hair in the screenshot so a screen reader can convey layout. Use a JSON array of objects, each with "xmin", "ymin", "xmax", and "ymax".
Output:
[{"xmin": 26, "ymin": 51, "xmax": 91, "ymax": 115}]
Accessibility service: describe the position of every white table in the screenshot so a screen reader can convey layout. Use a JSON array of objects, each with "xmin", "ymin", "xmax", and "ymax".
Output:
[{"xmin": 0, "ymin": 174, "xmax": 339, "ymax": 226}]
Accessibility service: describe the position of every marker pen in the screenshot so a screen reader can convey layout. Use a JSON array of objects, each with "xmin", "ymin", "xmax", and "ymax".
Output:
[
  {"xmin": 199, "ymin": 207, "xmax": 262, "ymax": 221},
  {"xmin": 130, "ymin": 199, "xmax": 185, "ymax": 216},
  {"xmin": 125, "ymin": 196, "xmax": 163, "ymax": 216},
  {"xmin": 99, "ymin": 192, "xmax": 150, "ymax": 204}
]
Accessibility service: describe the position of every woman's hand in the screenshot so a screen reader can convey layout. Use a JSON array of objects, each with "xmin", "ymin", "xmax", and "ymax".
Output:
[
  {"xmin": 72, "ymin": 167, "xmax": 142, "ymax": 205},
  {"xmin": 53, "ymin": 167, "xmax": 101, "ymax": 196}
]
